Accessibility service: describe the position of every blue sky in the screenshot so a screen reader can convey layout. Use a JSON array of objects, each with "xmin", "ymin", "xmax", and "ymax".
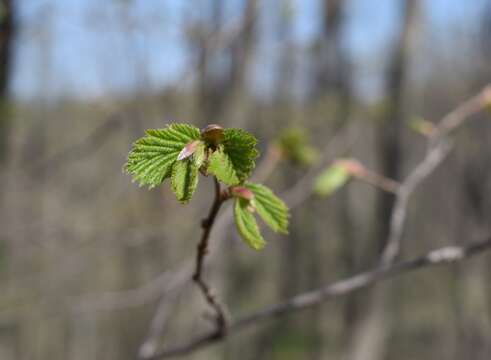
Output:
[{"xmin": 11, "ymin": 0, "xmax": 489, "ymax": 100}]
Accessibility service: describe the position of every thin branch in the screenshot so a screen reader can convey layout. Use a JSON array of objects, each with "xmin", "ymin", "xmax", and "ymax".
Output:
[
  {"xmin": 250, "ymin": 145, "xmax": 282, "ymax": 183},
  {"xmin": 138, "ymin": 284, "xmax": 188, "ymax": 360},
  {"xmin": 356, "ymin": 169, "xmax": 400, "ymax": 194},
  {"xmin": 431, "ymin": 84, "xmax": 491, "ymax": 141},
  {"xmin": 282, "ymin": 121, "xmax": 360, "ymax": 208},
  {"xmin": 380, "ymin": 85, "xmax": 491, "ymax": 266},
  {"xmin": 379, "ymin": 139, "xmax": 451, "ymax": 265},
  {"xmin": 339, "ymin": 158, "xmax": 401, "ymax": 194},
  {"xmin": 72, "ymin": 263, "xmax": 192, "ymax": 313},
  {"xmin": 192, "ymin": 177, "xmax": 228, "ymax": 332},
  {"xmin": 150, "ymin": 237, "xmax": 491, "ymax": 358},
  {"xmin": 33, "ymin": 113, "xmax": 124, "ymax": 177}
]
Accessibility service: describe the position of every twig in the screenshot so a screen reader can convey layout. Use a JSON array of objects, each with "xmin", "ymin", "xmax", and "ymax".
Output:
[
  {"xmin": 72, "ymin": 263, "xmax": 192, "ymax": 313},
  {"xmin": 150, "ymin": 237, "xmax": 491, "ymax": 358},
  {"xmin": 192, "ymin": 177, "xmax": 228, "ymax": 332},
  {"xmin": 282, "ymin": 121, "xmax": 360, "ymax": 208},
  {"xmin": 380, "ymin": 85, "xmax": 491, "ymax": 266},
  {"xmin": 431, "ymin": 84, "xmax": 491, "ymax": 142},
  {"xmin": 33, "ymin": 113, "xmax": 124, "ymax": 177},
  {"xmin": 356, "ymin": 169, "xmax": 400, "ymax": 194},
  {"xmin": 250, "ymin": 145, "xmax": 282, "ymax": 183},
  {"xmin": 138, "ymin": 284, "xmax": 188, "ymax": 360}
]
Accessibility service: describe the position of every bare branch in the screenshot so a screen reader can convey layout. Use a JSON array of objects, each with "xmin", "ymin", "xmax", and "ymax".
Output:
[
  {"xmin": 72, "ymin": 263, "xmax": 192, "ymax": 313},
  {"xmin": 33, "ymin": 113, "xmax": 124, "ymax": 177},
  {"xmin": 380, "ymin": 85, "xmax": 491, "ymax": 266},
  {"xmin": 282, "ymin": 121, "xmax": 360, "ymax": 208},
  {"xmin": 149, "ymin": 237, "xmax": 491, "ymax": 359},
  {"xmin": 138, "ymin": 284, "xmax": 188, "ymax": 360}
]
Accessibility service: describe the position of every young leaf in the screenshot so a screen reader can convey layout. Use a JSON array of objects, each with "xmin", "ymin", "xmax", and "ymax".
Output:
[
  {"xmin": 208, "ymin": 147, "xmax": 240, "ymax": 185},
  {"xmin": 276, "ymin": 126, "xmax": 319, "ymax": 166},
  {"xmin": 234, "ymin": 199, "xmax": 265, "ymax": 250},
  {"xmin": 193, "ymin": 141, "xmax": 206, "ymax": 169},
  {"xmin": 171, "ymin": 159, "xmax": 199, "ymax": 203},
  {"xmin": 314, "ymin": 162, "xmax": 350, "ymax": 197},
  {"xmin": 222, "ymin": 128, "xmax": 259, "ymax": 182},
  {"xmin": 125, "ymin": 123, "xmax": 200, "ymax": 188},
  {"xmin": 245, "ymin": 182, "xmax": 289, "ymax": 234},
  {"xmin": 408, "ymin": 117, "xmax": 435, "ymax": 137}
]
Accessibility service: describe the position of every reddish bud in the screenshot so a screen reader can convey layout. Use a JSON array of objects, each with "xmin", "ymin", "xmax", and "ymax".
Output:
[
  {"xmin": 335, "ymin": 158, "xmax": 366, "ymax": 177},
  {"xmin": 231, "ymin": 186, "xmax": 254, "ymax": 201}
]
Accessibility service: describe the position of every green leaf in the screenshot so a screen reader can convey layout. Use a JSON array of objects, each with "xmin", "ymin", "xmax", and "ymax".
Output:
[
  {"xmin": 208, "ymin": 147, "xmax": 240, "ymax": 185},
  {"xmin": 245, "ymin": 182, "xmax": 289, "ymax": 234},
  {"xmin": 222, "ymin": 128, "xmax": 258, "ymax": 182},
  {"xmin": 193, "ymin": 141, "xmax": 206, "ymax": 169},
  {"xmin": 234, "ymin": 199, "xmax": 265, "ymax": 250},
  {"xmin": 125, "ymin": 123, "xmax": 200, "ymax": 188},
  {"xmin": 408, "ymin": 117, "xmax": 435, "ymax": 137},
  {"xmin": 171, "ymin": 159, "xmax": 199, "ymax": 203},
  {"xmin": 276, "ymin": 126, "xmax": 318, "ymax": 166},
  {"xmin": 314, "ymin": 163, "xmax": 350, "ymax": 197}
]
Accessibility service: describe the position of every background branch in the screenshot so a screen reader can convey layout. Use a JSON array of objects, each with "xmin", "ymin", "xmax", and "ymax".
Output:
[
  {"xmin": 380, "ymin": 84, "xmax": 491, "ymax": 266},
  {"xmin": 151, "ymin": 237, "xmax": 491, "ymax": 358}
]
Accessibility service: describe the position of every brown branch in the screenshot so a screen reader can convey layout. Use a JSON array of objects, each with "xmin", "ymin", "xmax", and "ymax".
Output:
[
  {"xmin": 149, "ymin": 236, "xmax": 491, "ymax": 359},
  {"xmin": 192, "ymin": 177, "xmax": 228, "ymax": 332}
]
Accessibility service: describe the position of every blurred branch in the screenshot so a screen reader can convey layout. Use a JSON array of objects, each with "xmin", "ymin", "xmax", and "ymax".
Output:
[
  {"xmin": 336, "ymin": 158, "xmax": 401, "ymax": 194},
  {"xmin": 250, "ymin": 145, "xmax": 282, "ymax": 183},
  {"xmin": 33, "ymin": 113, "xmax": 124, "ymax": 177},
  {"xmin": 282, "ymin": 121, "xmax": 360, "ymax": 208},
  {"xmin": 179, "ymin": 6, "xmax": 258, "ymax": 91},
  {"xmin": 150, "ymin": 236, "xmax": 491, "ymax": 358},
  {"xmin": 72, "ymin": 262, "xmax": 192, "ymax": 313},
  {"xmin": 138, "ymin": 283, "xmax": 188, "ymax": 360},
  {"xmin": 380, "ymin": 84, "xmax": 491, "ymax": 265}
]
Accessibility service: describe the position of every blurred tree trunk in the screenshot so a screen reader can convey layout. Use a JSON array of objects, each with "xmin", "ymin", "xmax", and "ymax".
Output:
[
  {"xmin": 222, "ymin": 0, "xmax": 257, "ymax": 128},
  {"xmin": 348, "ymin": 1, "xmax": 419, "ymax": 360},
  {"xmin": 0, "ymin": 0, "xmax": 14, "ymax": 165},
  {"xmin": 191, "ymin": 0, "xmax": 225, "ymax": 123},
  {"xmin": 315, "ymin": 1, "xmax": 357, "ymax": 357},
  {"xmin": 275, "ymin": 0, "xmax": 295, "ymax": 104},
  {"xmin": 0, "ymin": 0, "xmax": 15, "ymax": 275},
  {"xmin": 314, "ymin": 0, "xmax": 345, "ymax": 98},
  {"xmin": 451, "ymin": 122, "xmax": 491, "ymax": 360},
  {"xmin": 375, "ymin": 0, "xmax": 418, "ymax": 249}
]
